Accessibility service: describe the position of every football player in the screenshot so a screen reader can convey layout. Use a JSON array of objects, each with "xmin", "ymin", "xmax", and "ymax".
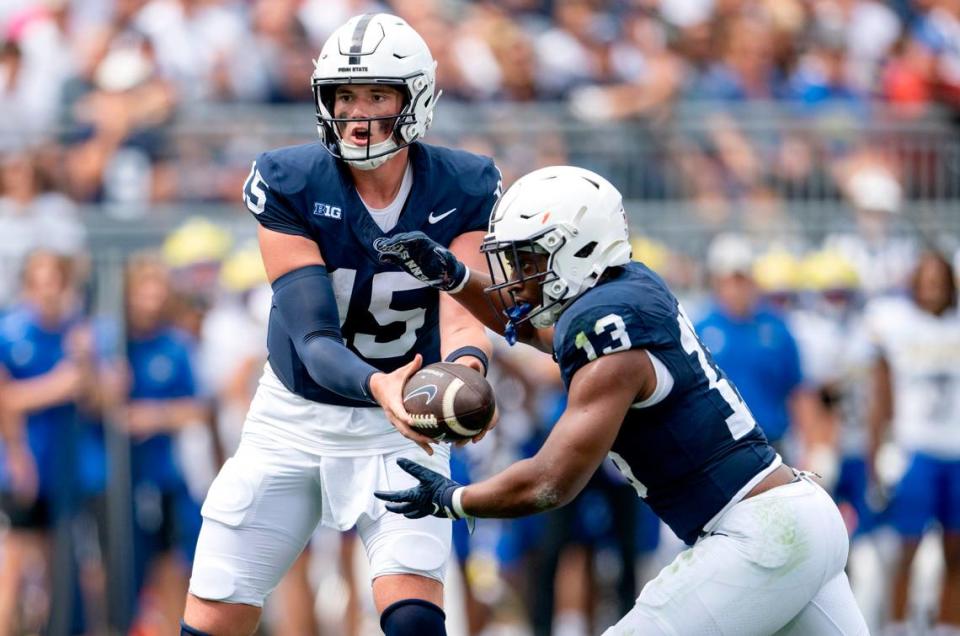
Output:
[
  {"xmin": 181, "ymin": 14, "xmax": 499, "ymax": 636},
  {"xmin": 373, "ymin": 166, "xmax": 869, "ymax": 634},
  {"xmin": 866, "ymin": 251, "xmax": 960, "ymax": 632}
]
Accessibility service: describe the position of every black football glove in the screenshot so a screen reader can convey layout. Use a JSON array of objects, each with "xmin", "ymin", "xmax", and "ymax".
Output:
[
  {"xmin": 374, "ymin": 231, "xmax": 468, "ymax": 292},
  {"xmin": 374, "ymin": 457, "xmax": 468, "ymax": 522}
]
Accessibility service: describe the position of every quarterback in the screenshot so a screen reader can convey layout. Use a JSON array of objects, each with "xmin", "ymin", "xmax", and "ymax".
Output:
[
  {"xmin": 181, "ymin": 14, "xmax": 499, "ymax": 636},
  {"xmin": 374, "ymin": 166, "xmax": 869, "ymax": 634}
]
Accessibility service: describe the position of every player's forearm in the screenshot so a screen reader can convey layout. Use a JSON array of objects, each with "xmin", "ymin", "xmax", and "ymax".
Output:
[
  {"xmin": 3, "ymin": 364, "xmax": 80, "ymax": 413},
  {"xmin": 866, "ymin": 359, "xmax": 893, "ymax": 463},
  {"xmin": 447, "ymin": 269, "xmax": 507, "ymax": 334},
  {"xmin": 451, "ymin": 270, "xmax": 543, "ymax": 348},
  {"xmin": 158, "ymin": 399, "xmax": 209, "ymax": 430},
  {"xmin": 273, "ymin": 265, "xmax": 378, "ymax": 403},
  {"xmin": 459, "ymin": 457, "xmax": 578, "ymax": 518}
]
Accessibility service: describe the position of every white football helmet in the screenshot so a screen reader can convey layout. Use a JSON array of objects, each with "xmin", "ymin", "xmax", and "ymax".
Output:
[
  {"xmin": 483, "ymin": 166, "xmax": 632, "ymax": 329},
  {"xmin": 312, "ymin": 13, "xmax": 439, "ymax": 170}
]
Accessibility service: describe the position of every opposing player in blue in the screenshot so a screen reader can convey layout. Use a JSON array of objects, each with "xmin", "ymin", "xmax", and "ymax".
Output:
[
  {"xmin": 182, "ymin": 13, "xmax": 499, "ymax": 636},
  {"xmin": 373, "ymin": 166, "xmax": 869, "ymax": 634}
]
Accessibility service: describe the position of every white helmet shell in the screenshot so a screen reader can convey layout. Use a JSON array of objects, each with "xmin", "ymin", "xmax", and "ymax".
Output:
[
  {"xmin": 485, "ymin": 166, "xmax": 631, "ymax": 328},
  {"xmin": 312, "ymin": 14, "xmax": 439, "ymax": 170}
]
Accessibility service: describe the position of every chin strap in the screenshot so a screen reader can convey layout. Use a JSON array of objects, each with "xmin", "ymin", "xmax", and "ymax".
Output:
[{"xmin": 340, "ymin": 139, "xmax": 399, "ymax": 170}]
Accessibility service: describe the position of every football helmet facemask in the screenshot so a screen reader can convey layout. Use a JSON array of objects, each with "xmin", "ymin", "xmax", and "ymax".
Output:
[
  {"xmin": 312, "ymin": 13, "xmax": 439, "ymax": 170},
  {"xmin": 482, "ymin": 166, "xmax": 632, "ymax": 330}
]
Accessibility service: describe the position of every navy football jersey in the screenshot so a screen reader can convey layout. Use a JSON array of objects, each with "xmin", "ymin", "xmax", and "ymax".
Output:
[
  {"xmin": 243, "ymin": 141, "xmax": 500, "ymax": 406},
  {"xmin": 553, "ymin": 262, "xmax": 777, "ymax": 545}
]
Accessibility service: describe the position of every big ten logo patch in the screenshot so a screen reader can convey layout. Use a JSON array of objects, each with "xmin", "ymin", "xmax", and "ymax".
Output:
[{"xmin": 313, "ymin": 202, "xmax": 342, "ymax": 219}]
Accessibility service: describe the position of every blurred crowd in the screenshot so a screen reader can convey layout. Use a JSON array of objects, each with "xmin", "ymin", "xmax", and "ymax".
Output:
[
  {"xmin": 0, "ymin": 0, "xmax": 957, "ymax": 209},
  {"xmin": 0, "ymin": 0, "xmax": 958, "ymax": 635},
  {"xmin": 2, "ymin": 0, "xmax": 959, "ymax": 117}
]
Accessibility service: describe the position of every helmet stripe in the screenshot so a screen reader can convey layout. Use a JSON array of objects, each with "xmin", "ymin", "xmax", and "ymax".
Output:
[{"xmin": 348, "ymin": 14, "xmax": 376, "ymax": 65}]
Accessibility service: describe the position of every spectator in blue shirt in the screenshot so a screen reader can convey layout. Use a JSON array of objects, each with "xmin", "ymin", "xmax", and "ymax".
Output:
[
  {"xmin": 695, "ymin": 234, "xmax": 822, "ymax": 459},
  {"xmin": 120, "ymin": 252, "xmax": 208, "ymax": 635},
  {"xmin": 0, "ymin": 250, "xmax": 104, "ymax": 634}
]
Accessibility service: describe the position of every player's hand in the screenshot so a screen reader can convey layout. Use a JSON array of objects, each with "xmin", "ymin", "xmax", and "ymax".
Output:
[
  {"xmin": 445, "ymin": 357, "xmax": 497, "ymax": 447},
  {"xmin": 374, "ymin": 231, "xmax": 467, "ymax": 292},
  {"xmin": 464, "ymin": 403, "xmax": 498, "ymax": 446},
  {"xmin": 369, "ymin": 354, "xmax": 436, "ymax": 455},
  {"xmin": 374, "ymin": 457, "xmax": 466, "ymax": 520}
]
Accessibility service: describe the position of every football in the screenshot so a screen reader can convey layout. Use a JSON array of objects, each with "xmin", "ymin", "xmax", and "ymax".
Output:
[{"xmin": 403, "ymin": 362, "xmax": 496, "ymax": 441}]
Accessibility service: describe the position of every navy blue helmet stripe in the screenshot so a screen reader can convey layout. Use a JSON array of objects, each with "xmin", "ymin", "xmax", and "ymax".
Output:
[{"xmin": 348, "ymin": 13, "xmax": 375, "ymax": 65}]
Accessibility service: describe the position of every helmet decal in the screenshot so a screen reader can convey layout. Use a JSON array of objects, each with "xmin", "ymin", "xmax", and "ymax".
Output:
[{"xmin": 348, "ymin": 14, "xmax": 376, "ymax": 65}]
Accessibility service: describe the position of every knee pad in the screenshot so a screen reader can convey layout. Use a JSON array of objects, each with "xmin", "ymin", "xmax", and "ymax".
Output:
[
  {"xmin": 180, "ymin": 619, "xmax": 213, "ymax": 636},
  {"xmin": 380, "ymin": 598, "xmax": 446, "ymax": 636}
]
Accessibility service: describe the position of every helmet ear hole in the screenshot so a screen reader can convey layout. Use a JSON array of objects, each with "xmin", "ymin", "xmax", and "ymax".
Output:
[
  {"xmin": 574, "ymin": 241, "xmax": 598, "ymax": 259},
  {"xmin": 318, "ymin": 85, "xmax": 337, "ymax": 112}
]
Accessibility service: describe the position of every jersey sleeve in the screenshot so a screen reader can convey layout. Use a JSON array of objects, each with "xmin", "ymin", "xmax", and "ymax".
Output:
[
  {"xmin": 554, "ymin": 301, "xmax": 664, "ymax": 389},
  {"xmin": 243, "ymin": 152, "xmax": 310, "ymax": 238},
  {"xmin": 461, "ymin": 159, "xmax": 502, "ymax": 234}
]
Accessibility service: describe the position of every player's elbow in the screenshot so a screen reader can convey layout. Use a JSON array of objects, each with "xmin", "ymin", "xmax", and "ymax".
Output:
[{"xmin": 530, "ymin": 477, "xmax": 577, "ymax": 512}]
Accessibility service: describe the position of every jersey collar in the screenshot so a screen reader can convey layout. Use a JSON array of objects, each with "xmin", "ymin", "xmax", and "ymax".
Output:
[{"xmin": 340, "ymin": 142, "xmax": 434, "ymax": 263}]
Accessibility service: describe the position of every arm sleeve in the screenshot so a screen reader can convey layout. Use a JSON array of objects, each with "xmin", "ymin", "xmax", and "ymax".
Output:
[{"xmin": 271, "ymin": 265, "xmax": 379, "ymax": 404}]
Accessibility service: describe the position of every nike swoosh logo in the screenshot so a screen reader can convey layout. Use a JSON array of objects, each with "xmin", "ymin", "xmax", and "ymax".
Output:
[
  {"xmin": 404, "ymin": 385, "xmax": 438, "ymax": 404},
  {"xmin": 428, "ymin": 207, "xmax": 457, "ymax": 224}
]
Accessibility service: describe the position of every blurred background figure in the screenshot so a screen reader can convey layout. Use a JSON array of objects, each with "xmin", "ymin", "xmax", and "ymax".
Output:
[
  {"xmin": 0, "ymin": 250, "xmax": 103, "ymax": 635},
  {"xmin": 867, "ymin": 251, "xmax": 960, "ymax": 636},
  {"xmin": 200, "ymin": 240, "xmax": 269, "ymax": 459},
  {"xmin": 0, "ymin": 147, "xmax": 86, "ymax": 308},
  {"xmin": 790, "ymin": 248, "xmax": 892, "ymax": 631},
  {"xmin": 120, "ymin": 252, "xmax": 206, "ymax": 636},
  {"xmin": 824, "ymin": 160, "xmax": 917, "ymax": 296}
]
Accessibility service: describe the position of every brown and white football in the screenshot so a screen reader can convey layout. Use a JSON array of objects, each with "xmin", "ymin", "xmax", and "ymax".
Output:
[{"xmin": 402, "ymin": 362, "xmax": 496, "ymax": 442}]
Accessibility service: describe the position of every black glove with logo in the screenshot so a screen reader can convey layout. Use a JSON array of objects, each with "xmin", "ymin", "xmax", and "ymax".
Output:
[
  {"xmin": 374, "ymin": 457, "xmax": 467, "ymax": 521},
  {"xmin": 374, "ymin": 231, "xmax": 468, "ymax": 292}
]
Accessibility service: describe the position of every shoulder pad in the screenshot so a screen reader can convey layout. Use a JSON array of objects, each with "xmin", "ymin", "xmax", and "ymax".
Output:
[
  {"xmin": 257, "ymin": 144, "xmax": 334, "ymax": 196},
  {"xmin": 421, "ymin": 143, "xmax": 500, "ymax": 198}
]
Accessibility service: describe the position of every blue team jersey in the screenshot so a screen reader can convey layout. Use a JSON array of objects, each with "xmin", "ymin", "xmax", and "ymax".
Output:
[
  {"xmin": 0, "ymin": 306, "xmax": 82, "ymax": 497},
  {"xmin": 243, "ymin": 141, "xmax": 500, "ymax": 406},
  {"xmin": 553, "ymin": 262, "xmax": 777, "ymax": 545},
  {"xmin": 127, "ymin": 328, "xmax": 197, "ymax": 489},
  {"xmin": 695, "ymin": 305, "xmax": 803, "ymax": 442}
]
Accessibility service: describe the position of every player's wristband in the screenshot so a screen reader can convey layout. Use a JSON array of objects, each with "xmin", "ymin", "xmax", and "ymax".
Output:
[
  {"xmin": 445, "ymin": 345, "xmax": 489, "ymax": 376},
  {"xmin": 451, "ymin": 487, "xmax": 468, "ymax": 519}
]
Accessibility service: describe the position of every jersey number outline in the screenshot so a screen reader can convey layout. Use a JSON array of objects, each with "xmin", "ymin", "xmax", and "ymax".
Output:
[
  {"xmin": 677, "ymin": 304, "xmax": 756, "ymax": 440},
  {"xmin": 574, "ymin": 313, "xmax": 632, "ymax": 361},
  {"xmin": 329, "ymin": 269, "xmax": 428, "ymax": 359},
  {"xmin": 243, "ymin": 162, "xmax": 267, "ymax": 215},
  {"xmin": 609, "ymin": 451, "xmax": 648, "ymax": 498}
]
